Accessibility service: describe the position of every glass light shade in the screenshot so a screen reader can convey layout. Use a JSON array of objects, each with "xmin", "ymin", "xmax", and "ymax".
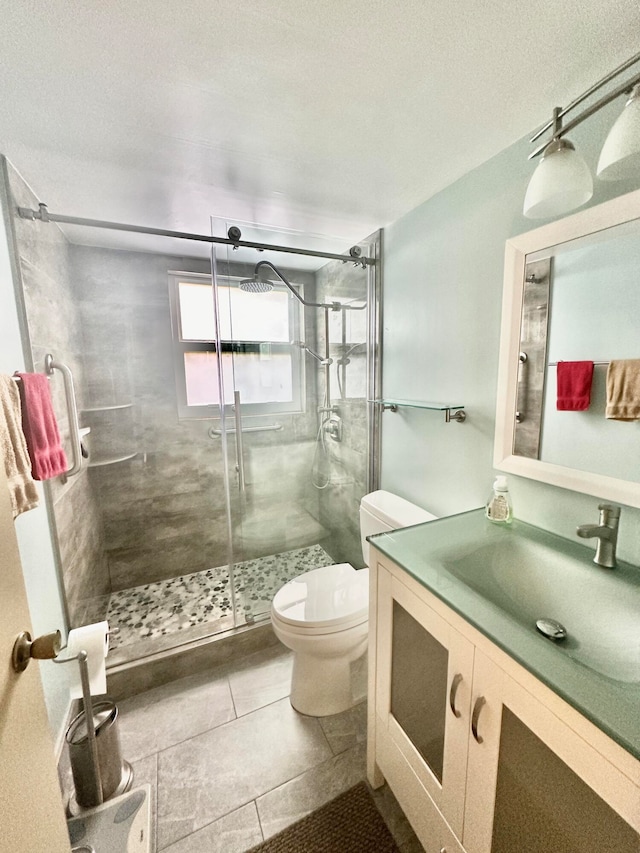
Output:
[
  {"xmin": 597, "ymin": 85, "xmax": 640, "ymax": 181},
  {"xmin": 523, "ymin": 138, "xmax": 593, "ymax": 219}
]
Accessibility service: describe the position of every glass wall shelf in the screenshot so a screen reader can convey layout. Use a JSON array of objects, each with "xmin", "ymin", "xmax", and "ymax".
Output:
[{"xmin": 370, "ymin": 399, "xmax": 466, "ymax": 423}]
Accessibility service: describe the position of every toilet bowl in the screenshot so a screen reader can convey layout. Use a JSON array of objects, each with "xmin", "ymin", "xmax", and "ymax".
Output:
[
  {"xmin": 271, "ymin": 490, "xmax": 437, "ymax": 717},
  {"xmin": 271, "ymin": 563, "xmax": 369, "ymax": 716}
]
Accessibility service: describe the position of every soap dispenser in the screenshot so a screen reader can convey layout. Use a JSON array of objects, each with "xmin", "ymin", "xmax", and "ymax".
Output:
[{"xmin": 485, "ymin": 475, "xmax": 513, "ymax": 524}]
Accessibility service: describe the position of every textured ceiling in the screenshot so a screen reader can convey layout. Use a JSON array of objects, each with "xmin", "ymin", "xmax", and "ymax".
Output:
[{"xmin": 0, "ymin": 0, "xmax": 639, "ymax": 255}]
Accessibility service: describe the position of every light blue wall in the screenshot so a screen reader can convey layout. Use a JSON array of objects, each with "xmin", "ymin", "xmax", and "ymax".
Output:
[
  {"xmin": 0, "ymin": 163, "xmax": 70, "ymax": 750},
  {"xmin": 381, "ymin": 103, "xmax": 640, "ymax": 566}
]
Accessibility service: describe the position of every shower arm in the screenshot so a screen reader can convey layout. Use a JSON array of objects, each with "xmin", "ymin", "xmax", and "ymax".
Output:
[
  {"xmin": 253, "ymin": 261, "xmax": 366, "ymax": 311},
  {"xmin": 293, "ymin": 341, "xmax": 332, "ymax": 366}
]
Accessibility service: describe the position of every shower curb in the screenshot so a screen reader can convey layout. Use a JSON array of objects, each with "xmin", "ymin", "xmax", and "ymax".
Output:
[{"xmin": 106, "ymin": 620, "xmax": 279, "ymax": 701}]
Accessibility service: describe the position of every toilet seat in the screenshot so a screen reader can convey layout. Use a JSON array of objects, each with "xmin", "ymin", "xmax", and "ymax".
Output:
[{"xmin": 271, "ymin": 563, "xmax": 369, "ymax": 633}]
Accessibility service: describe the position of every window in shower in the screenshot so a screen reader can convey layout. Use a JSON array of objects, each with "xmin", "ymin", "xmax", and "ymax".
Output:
[{"xmin": 168, "ymin": 273, "xmax": 305, "ymax": 418}]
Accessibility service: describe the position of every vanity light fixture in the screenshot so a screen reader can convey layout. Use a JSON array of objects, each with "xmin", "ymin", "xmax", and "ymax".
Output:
[
  {"xmin": 524, "ymin": 51, "xmax": 640, "ymax": 219},
  {"xmin": 597, "ymin": 84, "xmax": 640, "ymax": 181}
]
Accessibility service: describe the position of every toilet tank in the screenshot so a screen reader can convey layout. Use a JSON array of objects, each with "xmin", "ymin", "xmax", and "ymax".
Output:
[{"xmin": 360, "ymin": 490, "xmax": 437, "ymax": 565}]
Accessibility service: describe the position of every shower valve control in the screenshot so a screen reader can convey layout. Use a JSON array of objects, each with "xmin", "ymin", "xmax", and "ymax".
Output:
[{"xmin": 325, "ymin": 413, "xmax": 343, "ymax": 442}]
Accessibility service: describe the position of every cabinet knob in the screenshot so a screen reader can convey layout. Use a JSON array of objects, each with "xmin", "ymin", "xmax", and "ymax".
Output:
[
  {"xmin": 449, "ymin": 673, "xmax": 463, "ymax": 718},
  {"xmin": 471, "ymin": 695, "xmax": 487, "ymax": 743}
]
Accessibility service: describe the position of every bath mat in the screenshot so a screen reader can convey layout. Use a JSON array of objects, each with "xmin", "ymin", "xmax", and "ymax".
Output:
[{"xmin": 247, "ymin": 782, "xmax": 400, "ymax": 853}]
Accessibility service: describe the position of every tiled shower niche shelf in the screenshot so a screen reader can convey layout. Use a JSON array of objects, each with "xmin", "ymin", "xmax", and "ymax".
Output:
[{"xmin": 370, "ymin": 398, "xmax": 466, "ymax": 423}]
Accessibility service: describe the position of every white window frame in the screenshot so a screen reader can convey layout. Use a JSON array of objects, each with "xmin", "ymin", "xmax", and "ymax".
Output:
[{"xmin": 168, "ymin": 272, "xmax": 306, "ymax": 419}]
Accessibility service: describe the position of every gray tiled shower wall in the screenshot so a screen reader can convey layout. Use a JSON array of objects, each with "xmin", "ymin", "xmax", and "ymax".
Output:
[
  {"xmin": 6, "ymin": 160, "xmax": 110, "ymax": 627},
  {"xmin": 72, "ymin": 247, "xmax": 323, "ymax": 594},
  {"xmin": 7, "ymin": 159, "xmax": 371, "ymax": 629}
]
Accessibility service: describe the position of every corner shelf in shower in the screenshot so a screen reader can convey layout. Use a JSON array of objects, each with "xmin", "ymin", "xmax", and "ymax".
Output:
[
  {"xmin": 88, "ymin": 452, "xmax": 137, "ymax": 468},
  {"xmin": 82, "ymin": 403, "xmax": 133, "ymax": 412},
  {"xmin": 370, "ymin": 398, "xmax": 467, "ymax": 423},
  {"xmin": 81, "ymin": 402, "xmax": 136, "ymax": 466}
]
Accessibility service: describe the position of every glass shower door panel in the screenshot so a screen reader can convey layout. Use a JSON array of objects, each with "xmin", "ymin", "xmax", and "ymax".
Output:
[
  {"xmin": 213, "ymin": 232, "xmax": 330, "ymax": 627},
  {"xmin": 212, "ymin": 220, "xmax": 376, "ymax": 629}
]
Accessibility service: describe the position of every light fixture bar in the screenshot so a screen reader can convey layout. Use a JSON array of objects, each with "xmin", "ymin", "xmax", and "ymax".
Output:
[
  {"xmin": 529, "ymin": 66, "xmax": 640, "ymax": 160},
  {"xmin": 530, "ymin": 50, "xmax": 640, "ymax": 145}
]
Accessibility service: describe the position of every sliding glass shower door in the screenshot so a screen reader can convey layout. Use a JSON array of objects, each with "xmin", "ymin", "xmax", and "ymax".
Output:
[
  {"xmin": 213, "ymin": 234, "xmax": 332, "ymax": 625},
  {"xmin": 212, "ymin": 222, "xmax": 376, "ymax": 627}
]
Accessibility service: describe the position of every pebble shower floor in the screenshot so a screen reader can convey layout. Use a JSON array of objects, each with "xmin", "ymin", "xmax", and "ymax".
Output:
[{"xmin": 107, "ymin": 544, "xmax": 333, "ymax": 650}]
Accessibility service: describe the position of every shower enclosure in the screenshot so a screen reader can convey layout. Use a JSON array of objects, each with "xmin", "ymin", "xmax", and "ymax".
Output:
[{"xmin": 6, "ymin": 159, "xmax": 381, "ymax": 671}]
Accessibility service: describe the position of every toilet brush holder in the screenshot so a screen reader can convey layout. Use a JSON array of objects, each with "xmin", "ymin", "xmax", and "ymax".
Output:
[
  {"xmin": 66, "ymin": 697, "xmax": 133, "ymax": 811},
  {"xmin": 54, "ymin": 649, "xmax": 133, "ymax": 812}
]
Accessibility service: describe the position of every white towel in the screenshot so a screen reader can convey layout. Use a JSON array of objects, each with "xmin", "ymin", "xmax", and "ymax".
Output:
[{"xmin": 0, "ymin": 375, "xmax": 39, "ymax": 518}]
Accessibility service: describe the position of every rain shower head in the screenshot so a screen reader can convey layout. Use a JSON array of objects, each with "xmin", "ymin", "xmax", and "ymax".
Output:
[
  {"xmin": 239, "ymin": 261, "xmax": 363, "ymax": 312},
  {"xmin": 239, "ymin": 277, "xmax": 274, "ymax": 293}
]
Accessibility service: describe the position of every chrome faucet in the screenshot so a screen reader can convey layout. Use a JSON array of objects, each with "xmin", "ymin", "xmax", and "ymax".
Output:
[{"xmin": 576, "ymin": 503, "xmax": 621, "ymax": 568}]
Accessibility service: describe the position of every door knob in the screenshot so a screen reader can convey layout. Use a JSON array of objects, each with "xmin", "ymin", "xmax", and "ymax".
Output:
[{"xmin": 12, "ymin": 630, "xmax": 61, "ymax": 672}]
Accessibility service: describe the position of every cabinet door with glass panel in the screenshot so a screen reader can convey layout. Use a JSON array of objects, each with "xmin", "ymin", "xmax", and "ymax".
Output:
[
  {"xmin": 464, "ymin": 650, "xmax": 640, "ymax": 853},
  {"xmin": 375, "ymin": 565, "xmax": 475, "ymax": 837}
]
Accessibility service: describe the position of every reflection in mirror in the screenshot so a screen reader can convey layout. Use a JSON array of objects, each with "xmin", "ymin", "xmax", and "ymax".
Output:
[
  {"xmin": 513, "ymin": 259, "xmax": 550, "ymax": 459},
  {"xmin": 514, "ymin": 223, "xmax": 640, "ymax": 482},
  {"xmin": 494, "ymin": 188, "xmax": 640, "ymax": 509}
]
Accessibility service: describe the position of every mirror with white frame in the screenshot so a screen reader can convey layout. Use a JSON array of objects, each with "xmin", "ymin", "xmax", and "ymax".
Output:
[{"xmin": 494, "ymin": 188, "xmax": 640, "ymax": 509}]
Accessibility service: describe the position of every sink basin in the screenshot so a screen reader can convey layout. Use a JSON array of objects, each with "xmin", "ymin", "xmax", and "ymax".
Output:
[{"xmin": 442, "ymin": 534, "xmax": 640, "ymax": 683}]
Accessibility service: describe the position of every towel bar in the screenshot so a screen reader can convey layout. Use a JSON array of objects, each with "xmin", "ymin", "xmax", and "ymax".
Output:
[
  {"xmin": 44, "ymin": 354, "xmax": 83, "ymax": 479},
  {"xmin": 208, "ymin": 422, "xmax": 283, "ymax": 437}
]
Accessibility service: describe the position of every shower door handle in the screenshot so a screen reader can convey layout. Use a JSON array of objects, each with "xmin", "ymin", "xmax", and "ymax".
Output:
[{"xmin": 233, "ymin": 390, "xmax": 246, "ymax": 493}]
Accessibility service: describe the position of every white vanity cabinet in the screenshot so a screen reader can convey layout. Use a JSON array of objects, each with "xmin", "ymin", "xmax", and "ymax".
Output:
[{"xmin": 368, "ymin": 549, "xmax": 640, "ymax": 853}]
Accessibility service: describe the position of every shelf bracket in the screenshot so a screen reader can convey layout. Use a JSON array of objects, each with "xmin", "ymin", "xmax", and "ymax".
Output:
[
  {"xmin": 445, "ymin": 408, "xmax": 466, "ymax": 423},
  {"xmin": 382, "ymin": 403, "xmax": 399, "ymax": 412}
]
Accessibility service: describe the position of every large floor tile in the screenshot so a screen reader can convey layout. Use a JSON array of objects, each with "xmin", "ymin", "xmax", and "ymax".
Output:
[
  {"xmin": 162, "ymin": 802, "xmax": 263, "ymax": 853},
  {"xmin": 318, "ymin": 699, "xmax": 367, "ymax": 755},
  {"xmin": 256, "ymin": 742, "xmax": 367, "ymax": 839},
  {"xmin": 118, "ymin": 670, "xmax": 236, "ymax": 762},
  {"xmin": 226, "ymin": 644, "xmax": 293, "ymax": 716},
  {"xmin": 156, "ymin": 698, "xmax": 332, "ymax": 849}
]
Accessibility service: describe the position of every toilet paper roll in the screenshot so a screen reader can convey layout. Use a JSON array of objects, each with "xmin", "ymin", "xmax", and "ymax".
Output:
[{"xmin": 66, "ymin": 621, "xmax": 109, "ymax": 699}]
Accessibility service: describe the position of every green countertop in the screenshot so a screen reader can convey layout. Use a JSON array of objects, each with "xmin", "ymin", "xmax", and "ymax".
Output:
[{"xmin": 369, "ymin": 508, "xmax": 640, "ymax": 762}]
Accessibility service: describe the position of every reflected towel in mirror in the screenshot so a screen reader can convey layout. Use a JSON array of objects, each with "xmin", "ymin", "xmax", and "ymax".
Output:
[
  {"xmin": 556, "ymin": 361, "xmax": 594, "ymax": 411},
  {"xmin": 606, "ymin": 359, "xmax": 640, "ymax": 420}
]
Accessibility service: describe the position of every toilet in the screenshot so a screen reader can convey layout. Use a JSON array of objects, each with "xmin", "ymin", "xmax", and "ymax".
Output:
[{"xmin": 271, "ymin": 490, "xmax": 436, "ymax": 716}]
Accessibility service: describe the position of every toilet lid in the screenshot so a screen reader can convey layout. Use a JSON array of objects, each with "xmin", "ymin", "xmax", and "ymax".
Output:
[{"xmin": 272, "ymin": 563, "xmax": 369, "ymax": 629}]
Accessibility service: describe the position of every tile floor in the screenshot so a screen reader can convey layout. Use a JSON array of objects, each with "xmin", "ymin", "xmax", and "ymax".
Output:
[
  {"xmin": 108, "ymin": 544, "xmax": 334, "ymax": 652},
  {"xmin": 116, "ymin": 643, "xmax": 424, "ymax": 852}
]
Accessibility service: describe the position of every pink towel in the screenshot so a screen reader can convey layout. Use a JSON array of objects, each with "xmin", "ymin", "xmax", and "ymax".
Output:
[
  {"xmin": 16, "ymin": 372, "xmax": 68, "ymax": 480},
  {"xmin": 556, "ymin": 361, "xmax": 594, "ymax": 411}
]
